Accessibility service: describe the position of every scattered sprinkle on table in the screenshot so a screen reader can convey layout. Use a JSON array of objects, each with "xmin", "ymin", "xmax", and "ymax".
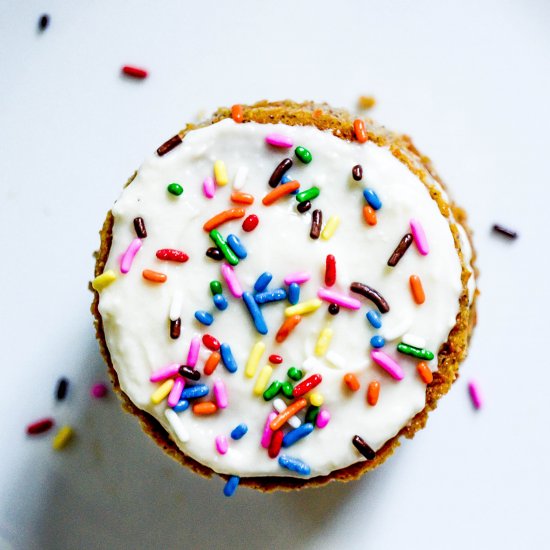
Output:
[
  {"xmin": 38, "ymin": 14, "xmax": 49, "ymax": 32},
  {"xmin": 121, "ymin": 65, "xmax": 148, "ymax": 79},
  {"xmin": 492, "ymin": 223, "xmax": 518, "ymax": 239},
  {"xmin": 468, "ymin": 380, "xmax": 483, "ymax": 409}
]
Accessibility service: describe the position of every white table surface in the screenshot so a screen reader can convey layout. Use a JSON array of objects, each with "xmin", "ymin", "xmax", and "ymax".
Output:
[{"xmin": 1, "ymin": 1, "xmax": 549, "ymax": 548}]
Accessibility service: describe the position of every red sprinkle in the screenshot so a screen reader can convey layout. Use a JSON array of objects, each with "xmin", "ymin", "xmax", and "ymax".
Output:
[
  {"xmin": 26, "ymin": 418, "xmax": 55, "ymax": 435},
  {"xmin": 122, "ymin": 65, "xmax": 148, "ymax": 79},
  {"xmin": 268, "ymin": 354, "xmax": 283, "ymax": 365},
  {"xmin": 325, "ymin": 254, "xmax": 336, "ymax": 287},
  {"xmin": 268, "ymin": 429, "xmax": 284, "ymax": 458},
  {"xmin": 292, "ymin": 374, "xmax": 322, "ymax": 398},
  {"xmin": 202, "ymin": 334, "xmax": 221, "ymax": 351},
  {"xmin": 156, "ymin": 249, "xmax": 189, "ymax": 263},
  {"xmin": 242, "ymin": 214, "xmax": 259, "ymax": 232}
]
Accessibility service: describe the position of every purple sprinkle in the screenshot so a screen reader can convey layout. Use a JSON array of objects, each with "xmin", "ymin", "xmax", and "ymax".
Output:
[
  {"xmin": 91, "ymin": 383, "xmax": 108, "ymax": 399},
  {"xmin": 468, "ymin": 380, "xmax": 482, "ymax": 409},
  {"xmin": 265, "ymin": 133, "xmax": 293, "ymax": 148}
]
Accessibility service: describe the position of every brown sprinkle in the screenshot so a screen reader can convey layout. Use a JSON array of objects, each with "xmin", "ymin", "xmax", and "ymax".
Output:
[
  {"xmin": 297, "ymin": 200, "xmax": 311, "ymax": 213},
  {"xmin": 492, "ymin": 224, "xmax": 518, "ymax": 239},
  {"xmin": 178, "ymin": 365, "xmax": 201, "ymax": 381},
  {"xmin": 268, "ymin": 158, "xmax": 293, "ymax": 188},
  {"xmin": 350, "ymin": 282, "xmax": 390, "ymax": 313},
  {"xmin": 352, "ymin": 435, "xmax": 376, "ymax": 460},
  {"xmin": 387, "ymin": 233, "xmax": 414, "ymax": 267},
  {"xmin": 205, "ymin": 247, "xmax": 223, "ymax": 261},
  {"xmin": 352, "ymin": 164, "xmax": 363, "ymax": 181},
  {"xmin": 170, "ymin": 318, "xmax": 181, "ymax": 339},
  {"xmin": 157, "ymin": 134, "xmax": 182, "ymax": 157},
  {"xmin": 133, "ymin": 217, "xmax": 147, "ymax": 238},
  {"xmin": 310, "ymin": 209, "xmax": 322, "ymax": 239}
]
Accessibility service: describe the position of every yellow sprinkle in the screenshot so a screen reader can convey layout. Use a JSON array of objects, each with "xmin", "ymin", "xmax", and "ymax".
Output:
[
  {"xmin": 309, "ymin": 392, "xmax": 324, "ymax": 407},
  {"xmin": 245, "ymin": 341, "xmax": 266, "ymax": 378},
  {"xmin": 314, "ymin": 326, "xmax": 333, "ymax": 356},
  {"xmin": 151, "ymin": 378, "xmax": 175, "ymax": 404},
  {"xmin": 52, "ymin": 425, "xmax": 74, "ymax": 450},
  {"xmin": 284, "ymin": 298, "xmax": 322, "ymax": 317},
  {"xmin": 321, "ymin": 215, "xmax": 340, "ymax": 241},
  {"xmin": 92, "ymin": 270, "xmax": 116, "ymax": 291},
  {"xmin": 253, "ymin": 365, "xmax": 273, "ymax": 396},
  {"xmin": 214, "ymin": 160, "xmax": 228, "ymax": 186}
]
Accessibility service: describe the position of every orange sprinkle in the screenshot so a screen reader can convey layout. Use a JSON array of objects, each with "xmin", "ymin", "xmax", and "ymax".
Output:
[
  {"xmin": 203, "ymin": 208, "xmax": 246, "ymax": 232},
  {"xmin": 275, "ymin": 314, "xmax": 302, "ymax": 343},
  {"xmin": 142, "ymin": 269, "xmax": 167, "ymax": 283},
  {"xmin": 262, "ymin": 181, "xmax": 300, "ymax": 206},
  {"xmin": 203, "ymin": 351, "xmax": 221, "ymax": 376},
  {"xmin": 409, "ymin": 275, "xmax": 426, "ymax": 304},
  {"xmin": 363, "ymin": 205, "xmax": 377, "ymax": 226},
  {"xmin": 343, "ymin": 373, "xmax": 360, "ymax": 392},
  {"xmin": 417, "ymin": 362, "xmax": 433, "ymax": 384},
  {"xmin": 231, "ymin": 104, "xmax": 243, "ymax": 123},
  {"xmin": 231, "ymin": 191, "xmax": 255, "ymax": 205},
  {"xmin": 353, "ymin": 119, "xmax": 368, "ymax": 143},
  {"xmin": 312, "ymin": 109, "xmax": 323, "ymax": 118},
  {"xmin": 270, "ymin": 398, "xmax": 307, "ymax": 431},
  {"xmin": 193, "ymin": 402, "xmax": 218, "ymax": 415},
  {"xmin": 367, "ymin": 381, "xmax": 380, "ymax": 406}
]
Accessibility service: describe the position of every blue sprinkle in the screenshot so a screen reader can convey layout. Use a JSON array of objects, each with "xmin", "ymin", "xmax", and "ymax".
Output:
[
  {"xmin": 220, "ymin": 343, "xmax": 238, "ymax": 373},
  {"xmin": 363, "ymin": 188, "xmax": 382, "ymax": 210},
  {"xmin": 195, "ymin": 310, "xmax": 213, "ymax": 326},
  {"xmin": 226, "ymin": 234, "xmax": 247, "ymax": 259},
  {"xmin": 180, "ymin": 384, "xmax": 209, "ymax": 400},
  {"xmin": 242, "ymin": 291, "xmax": 268, "ymax": 335},
  {"xmin": 254, "ymin": 288, "xmax": 287, "ymax": 304},
  {"xmin": 230, "ymin": 423, "xmax": 248, "ymax": 440},
  {"xmin": 223, "ymin": 475, "xmax": 240, "ymax": 497},
  {"xmin": 254, "ymin": 271, "xmax": 273, "ymax": 292},
  {"xmin": 282, "ymin": 423, "xmax": 314, "ymax": 448},
  {"xmin": 281, "ymin": 174, "xmax": 293, "ymax": 184},
  {"xmin": 172, "ymin": 399, "xmax": 189, "ymax": 412},
  {"xmin": 366, "ymin": 310, "xmax": 382, "ymax": 329},
  {"xmin": 370, "ymin": 335, "xmax": 386, "ymax": 348},
  {"xmin": 213, "ymin": 293, "xmax": 228, "ymax": 311},
  {"xmin": 278, "ymin": 455, "xmax": 311, "ymax": 476},
  {"xmin": 288, "ymin": 282, "xmax": 300, "ymax": 305}
]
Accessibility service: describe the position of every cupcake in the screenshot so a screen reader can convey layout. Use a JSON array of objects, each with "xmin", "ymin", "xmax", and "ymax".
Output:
[{"xmin": 91, "ymin": 100, "xmax": 477, "ymax": 493}]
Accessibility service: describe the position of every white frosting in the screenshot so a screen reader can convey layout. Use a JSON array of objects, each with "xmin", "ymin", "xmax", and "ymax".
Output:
[{"xmin": 98, "ymin": 119, "xmax": 473, "ymax": 478}]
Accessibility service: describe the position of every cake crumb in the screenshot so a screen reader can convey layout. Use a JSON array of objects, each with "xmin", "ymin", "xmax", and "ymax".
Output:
[{"xmin": 358, "ymin": 95, "xmax": 376, "ymax": 110}]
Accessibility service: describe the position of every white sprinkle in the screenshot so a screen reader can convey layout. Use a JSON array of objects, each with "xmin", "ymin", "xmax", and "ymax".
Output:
[
  {"xmin": 273, "ymin": 398, "xmax": 301, "ymax": 428},
  {"xmin": 302, "ymin": 356, "xmax": 324, "ymax": 372},
  {"xmin": 164, "ymin": 409, "xmax": 190, "ymax": 442},
  {"xmin": 232, "ymin": 166, "xmax": 248, "ymax": 190},
  {"xmin": 169, "ymin": 290, "xmax": 183, "ymax": 321},
  {"xmin": 325, "ymin": 351, "xmax": 345, "ymax": 369},
  {"xmin": 401, "ymin": 333, "xmax": 426, "ymax": 349}
]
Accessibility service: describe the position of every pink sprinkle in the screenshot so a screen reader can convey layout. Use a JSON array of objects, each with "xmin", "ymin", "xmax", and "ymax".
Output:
[
  {"xmin": 265, "ymin": 133, "xmax": 293, "ymax": 148},
  {"xmin": 120, "ymin": 238, "xmax": 142, "ymax": 274},
  {"xmin": 186, "ymin": 334, "xmax": 201, "ymax": 367},
  {"xmin": 468, "ymin": 380, "xmax": 483, "ymax": 409},
  {"xmin": 167, "ymin": 376, "xmax": 186, "ymax": 407},
  {"xmin": 261, "ymin": 412, "xmax": 277, "ymax": 448},
  {"xmin": 203, "ymin": 176, "xmax": 215, "ymax": 199},
  {"xmin": 371, "ymin": 350, "xmax": 404, "ymax": 381},
  {"xmin": 316, "ymin": 409, "xmax": 331, "ymax": 429},
  {"xmin": 221, "ymin": 262, "xmax": 243, "ymax": 298},
  {"xmin": 149, "ymin": 363, "xmax": 180, "ymax": 382},
  {"xmin": 410, "ymin": 218, "xmax": 429, "ymax": 255},
  {"xmin": 283, "ymin": 271, "xmax": 311, "ymax": 285},
  {"xmin": 215, "ymin": 435, "xmax": 228, "ymax": 455},
  {"xmin": 91, "ymin": 383, "xmax": 108, "ymax": 398},
  {"xmin": 317, "ymin": 288, "xmax": 361, "ymax": 310},
  {"xmin": 213, "ymin": 379, "xmax": 228, "ymax": 409}
]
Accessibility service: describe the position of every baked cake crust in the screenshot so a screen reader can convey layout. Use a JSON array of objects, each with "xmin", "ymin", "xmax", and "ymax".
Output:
[{"xmin": 91, "ymin": 100, "xmax": 477, "ymax": 491}]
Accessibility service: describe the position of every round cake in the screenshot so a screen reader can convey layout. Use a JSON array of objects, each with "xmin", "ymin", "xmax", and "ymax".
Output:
[{"xmin": 91, "ymin": 100, "xmax": 477, "ymax": 492}]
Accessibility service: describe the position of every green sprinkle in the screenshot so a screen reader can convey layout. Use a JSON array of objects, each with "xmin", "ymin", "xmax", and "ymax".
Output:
[
  {"xmin": 167, "ymin": 183, "xmax": 183, "ymax": 196},
  {"xmin": 295, "ymin": 146, "xmax": 312, "ymax": 164},
  {"xmin": 209, "ymin": 229, "xmax": 239, "ymax": 266},
  {"xmin": 210, "ymin": 280, "xmax": 223, "ymax": 296},
  {"xmin": 295, "ymin": 186, "xmax": 320, "ymax": 203},
  {"xmin": 263, "ymin": 380, "xmax": 282, "ymax": 401},
  {"xmin": 281, "ymin": 381, "xmax": 294, "ymax": 399},
  {"xmin": 287, "ymin": 367, "xmax": 303, "ymax": 381},
  {"xmin": 305, "ymin": 405, "xmax": 320, "ymax": 425},
  {"xmin": 396, "ymin": 343, "xmax": 434, "ymax": 361}
]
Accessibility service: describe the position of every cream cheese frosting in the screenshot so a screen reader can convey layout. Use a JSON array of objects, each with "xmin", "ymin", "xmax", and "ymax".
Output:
[{"xmin": 97, "ymin": 118, "xmax": 473, "ymax": 478}]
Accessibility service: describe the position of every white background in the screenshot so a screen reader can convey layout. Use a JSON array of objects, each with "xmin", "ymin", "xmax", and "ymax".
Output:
[{"xmin": 1, "ymin": 1, "xmax": 549, "ymax": 549}]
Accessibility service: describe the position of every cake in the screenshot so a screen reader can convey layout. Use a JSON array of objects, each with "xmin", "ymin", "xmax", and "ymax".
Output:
[{"xmin": 91, "ymin": 100, "xmax": 477, "ymax": 493}]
